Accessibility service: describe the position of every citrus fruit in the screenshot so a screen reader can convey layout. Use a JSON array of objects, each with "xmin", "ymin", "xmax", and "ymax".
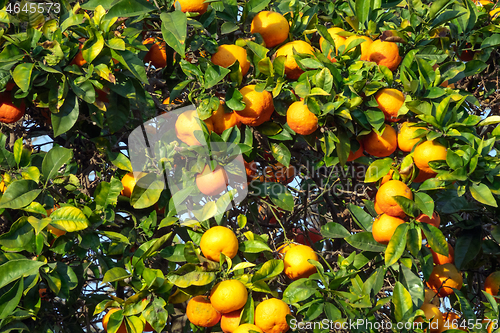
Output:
[
  {"xmin": 413, "ymin": 168, "xmax": 436, "ymax": 183},
  {"xmin": 344, "ymin": 35, "xmax": 373, "ymax": 60},
  {"xmin": 210, "ymin": 280, "xmax": 248, "ymax": 314},
  {"xmin": 416, "ymin": 212, "xmax": 441, "ymax": 229},
  {"xmin": 200, "ymin": 225, "xmax": 238, "ymax": 262},
  {"xmin": 375, "ymin": 88, "xmax": 404, "ymax": 122},
  {"xmin": 121, "ymin": 172, "xmax": 148, "ymax": 198},
  {"xmin": 208, "ymin": 101, "xmax": 241, "ymax": 135},
  {"xmin": 286, "ymin": 101, "xmax": 318, "ymax": 135},
  {"xmin": 211, "ymin": 45, "xmax": 250, "ymax": 76},
  {"xmin": 233, "ymin": 324, "xmax": 264, "ymax": 333},
  {"xmin": 398, "ymin": 122, "xmax": 425, "ymax": 152},
  {"xmin": 174, "ymin": 0, "xmax": 209, "ymax": 15},
  {"xmin": 47, "ymin": 224, "xmax": 67, "ymax": 237},
  {"xmin": 143, "ymin": 37, "xmax": 167, "ymax": 68},
  {"xmin": 427, "ymin": 263, "xmax": 463, "ymax": 297},
  {"xmin": 375, "ymin": 179, "xmax": 413, "ymax": 218},
  {"xmin": 347, "ymin": 140, "xmax": 364, "ymax": 161},
  {"xmin": 380, "ymin": 170, "xmax": 394, "ymax": 185},
  {"xmin": 39, "ymin": 288, "xmax": 49, "ymax": 301},
  {"xmin": 415, "ymin": 303, "xmax": 444, "ymax": 333},
  {"xmin": 283, "ymin": 244, "xmax": 318, "ymax": 280},
  {"xmin": 254, "ymin": 298, "xmax": 291, "ymax": 333},
  {"xmin": 102, "ymin": 308, "xmax": 127, "ymax": 333},
  {"xmin": 490, "ymin": 7, "xmax": 500, "ymax": 19},
  {"xmin": 196, "ymin": 165, "xmax": 229, "ymax": 196},
  {"xmin": 275, "ymin": 41, "xmax": 315, "ymax": 80},
  {"xmin": 70, "ymin": 41, "xmax": 86, "ymax": 66},
  {"xmin": 186, "ymin": 296, "xmax": 221, "ymax": 327},
  {"xmin": 367, "ymin": 39, "xmax": 402, "ymax": 71},
  {"xmin": 374, "ymin": 201, "xmax": 383, "ymax": 215},
  {"xmin": 234, "ymin": 85, "xmax": 274, "ymax": 126},
  {"xmin": 371, "ymin": 213, "xmax": 405, "ymax": 244},
  {"xmin": 175, "ymin": 109, "xmax": 212, "ymax": 146},
  {"xmin": 361, "ymin": 124, "xmax": 397, "ymax": 157},
  {"xmin": 424, "ymin": 288, "xmax": 440, "ymax": 306},
  {"xmin": 319, "ymin": 27, "xmax": 346, "ymax": 62},
  {"xmin": 0, "ymin": 92, "xmax": 25, "ymax": 124},
  {"xmin": 484, "ymin": 271, "xmax": 500, "ymax": 300},
  {"xmin": 250, "ymin": 11, "xmax": 289, "ymax": 48},
  {"xmin": 428, "ymin": 242, "xmax": 454, "ymax": 265},
  {"xmin": 221, "ymin": 309, "xmax": 242, "ymax": 333},
  {"xmin": 277, "ymin": 242, "xmax": 298, "ymax": 257},
  {"xmin": 413, "ymin": 141, "xmax": 448, "ymax": 175},
  {"xmin": 294, "ymin": 228, "xmax": 323, "ymax": 246}
]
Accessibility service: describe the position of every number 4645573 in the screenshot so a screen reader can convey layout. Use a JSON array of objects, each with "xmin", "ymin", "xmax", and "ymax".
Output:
[{"xmin": 5, "ymin": 2, "xmax": 61, "ymax": 14}]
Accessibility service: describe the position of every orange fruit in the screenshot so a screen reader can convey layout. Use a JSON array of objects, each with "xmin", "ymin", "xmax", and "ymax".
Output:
[
  {"xmin": 375, "ymin": 180, "xmax": 413, "ymax": 218},
  {"xmin": 233, "ymin": 324, "xmax": 264, "ymax": 333},
  {"xmin": 482, "ymin": 319, "xmax": 495, "ymax": 333},
  {"xmin": 208, "ymin": 101, "xmax": 241, "ymax": 135},
  {"xmin": 254, "ymin": 298, "xmax": 291, "ymax": 333},
  {"xmin": 413, "ymin": 141, "xmax": 448, "ymax": 175},
  {"xmin": 380, "ymin": 170, "xmax": 394, "ymax": 185},
  {"xmin": 143, "ymin": 37, "xmax": 167, "ymax": 68},
  {"xmin": 175, "ymin": 109, "xmax": 212, "ymax": 146},
  {"xmin": 398, "ymin": 122, "xmax": 425, "ymax": 152},
  {"xmin": 374, "ymin": 201, "xmax": 383, "ymax": 215},
  {"xmin": 371, "ymin": 213, "xmax": 405, "ymax": 244},
  {"xmin": 294, "ymin": 228, "xmax": 323, "ymax": 246},
  {"xmin": 0, "ymin": 92, "xmax": 25, "ymax": 124},
  {"xmin": 283, "ymin": 244, "xmax": 318, "ymax": 280},
  {"xmin": 70, "ymin": 41, "xmax": 86, "ymax": 67},
  {"xmin": 275, "ymin": 41, "xmax": 315, "ymax": 80},
  {"xmin": 416, "ymin": 212, "xmax": 441, "ymax": 229},
  {"xmin": 210, "ymin": 280, "xmax": 248, "ymax": 314},
  {"xmin": 39, "ymin": 288, "xmax": 49, "ymax": 301},
  {"xmin": 196, "ymin": 165, "xmax": 229, "ymax": 196},
  {"xmin": 186, "ymin": 296, "xmax": 221, "ymax": 327},
  {"xmin": 96, "ymin": 88, "xmax": 110, "ymax": 104},
  {"xmin": 375, "ymin": 88, "xmax": 404, "ymax": 122},
  {"xmin": 361, "ymin": 124, "xmax": 397, "ymax": 157},
  {"xmin": 415, "ymin": 303, "xmax": 444, "ymax": 333},
  {"xmin": 484, "ymin": 271, "xmax": 500, "ymax": 301},
  {"xmin": 347, "ymin": 140, "xmax": 364, "ymax": 161},
  {"xmin": 102, "ymin": 308, "xmax": 127, "ymax": 333},
  {"xmin": 286, "ymin": 101, "xmax": 318, "ymax": 135},
  {"xmin": 344, "ymin": 35, "xmax": 373, "ymax": 60},
  {"xmin": 424, "ymin": 288, "xmax": 440, "ymax": 306},
  {"xmin": 428, "ymin": 242, "xmax": 454, "ymax": 265},
  {"xmin": 277, "ymin": 242, "xmax": 298, "ymax": 257},
  {"xmin": 174, "ymin": 0, "xmax": 208, "ymax": 15},
  {"xmin": 427, "ymin": 263, "xmax": 463, "ymax": 297},
  {"xmin": 274, "ymin": 163, "xmax": 296, "ymax": 184},
  {"xmin": 211, "ymin": 45, "xmax": 250, "ymax": 76},
  {"xmin": 368, "ymin": 40, "xmax": 402, "ymax": 71},
  {"xmin": 319, "ymin": 27, "xmax": 346, "ymax": 62},
  {"xmin": 200, "ymin": 225, "xmax": 238, "ymax": 262},
  {"xmin": 491, "ymin": 8, "xmax": 500, "ymax": 19},
  {"xmin": 413, "ymin": 168, "xmax": 436, "ymax": 183},
  {"xmin": 0, "ymin": 181, "xmax": 8, "ymax": 193},
  {"xmin": 235, "ymin": 85, "xmax": 274, "ymax": 126},
  {"xmin": 250, "ymin": 11, "xmax": 289, "ymax": 48},
  {"xmin": 121, "ymin": 172, "xmax": 148, "ymax": 198},
  {"xmin": 221, "ymin": 309, "xmax": 242, "ymax": 333},
  {"xmin": 47, "ymin": 224, "xmax": 66, "ymax": 237}
]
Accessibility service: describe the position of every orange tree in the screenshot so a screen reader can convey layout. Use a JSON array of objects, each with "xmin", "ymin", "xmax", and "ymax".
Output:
[{"xmin": 1, "ymin": 0, "xmax": 500, "ymax": 332}]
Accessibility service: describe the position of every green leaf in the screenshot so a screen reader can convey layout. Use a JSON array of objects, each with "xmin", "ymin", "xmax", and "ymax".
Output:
[
  {"xmin": 282, "ymin": 278, "xmax": 318, "ymax": 304},
  {"xmin": 52, "ymin": 93, "xmax": 79, "ymax": 137},
  {"xmin": 42, "ymin": 146, "xmax": 73, "ymax": 183},
  {"xmin": 102, "ymin": 267, "xmax": 131, "ymax": 284},
  {"xmin": 393, "ymin": 196, "xmax": 419, "ymax": 218},
  {"xmin": 400, "ymin": 264, "xmax": 424, "ymax": 308},
  {"xmin": 414, "ymin": 192, "xmax": 434, "ymax": 218},
  {"xmin": 167, "ymin": 271, "xmax": 216, "ymax": 288},
  {"xmin": 345, "ymin": 232, "xmax": 387, "ymax": 252},
  {"xmin": 364, "ymin": 158, "xmax": 392, "ymax": 182},
  {"xmin": 268, "ymin": 183, "xmax": 294, "ymax": 211},
  {"xmin": 204, "ymin": 65, "xmax": 231, "ymax": 89},
  {"xmin": 348, "ymin": 204, "xmax": 373, "ymax": 231},
  {"xmin": 105, "ymin": 0, "xmax": 155, "ymax": 18},
  {"xmin": 385, "ymin": 223, "xmax": 408, "ymax": 267},
  {"xmin": 160, "ymin": 11, "xmax": 187, "ymax": 57},
  {"xmin": 421, "ymin": 223, "xmax": 448, "ymax": 256},
  {"xmin": 454, "ymin": 227, "xmax": 482, "ymax": 270},
  {"xmin": 0, "ymin": 218, "xmax": 34, "ymax": 250},
  {"xmin": 143, "ymin": 299, "xmax": 168, "ymax": 333},
  {"xmin": 99, "ymin": 231, "xmax": 131, "ymax": 245},
  {"xmin": 192, "ymin": 201, "xmax": 218, "ymax": 221},
  {"xmin": 13, "ymin": 138, "xmax": 22, "ymax": 167},
  {"xmin": 240, "ymin": 240, "xmax": 272, "ymax": 253},
  {"xmin": 130, "ymin": 174, "xmax": 163, "ymax": 209},
  {"xmin": 393, "ymin": 281, "xmax": 413, "ymax": 322},
  {"xmin": 12, "ymin": 63, "xmax": 34, "ymax": 92},
  {"xmin": 270, "ymin": 142, "xmax": 291, "ymax": 167},
  {"xmin": 321, "ymin": 222, "xmax": 350, "ymax": 238},
  {"xmin": 49, "ymin": 206, "xmax": 89, "ymax": 232},
  {"xmin": 0, "ymin": 259, "xmax": 44, "ymax": 289},
  {"xmin": 470, "ymin": 183, "xmax": 498, "ymax": 207},
  {"xmin": 252, "ymin": 260, "xmax": 284, "ymax": 282},
  {"xmin": 0, "ymin": 277, "xmax": 23, "ymax": 320},
  {"xmin": 95, "ymin": 177, "xmax": 123, "ymax": 208},
  {"xmin": 108, "ymin": 151, "xmax": 133, "ymax": 172},
  {"xmin": 27, "ymin": 216, "xmax": 51, "ymax": 235},
  {"xmin": 0, "ymin": 180, "xmax": 41, "ymax": 209}
]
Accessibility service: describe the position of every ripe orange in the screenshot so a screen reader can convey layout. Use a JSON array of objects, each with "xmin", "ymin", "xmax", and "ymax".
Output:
[
  {"xmin": 286, "ymin": 101, "xmax": 318, "ymax": 135},
  {"xmin": 374, "ymin": 201, "xmax": 383, "ymax": 215},
  {"xmin": 484, "ymin": 271, "xmax": 500, "ymax": 300},
  {"xmin": 375, "ymin": 88, "xmax": 404, "ymax": 122},
  {"xmin": 208, "ymin": 101, "xmax": 241, "ymax": 135},
  {"xmin": 220, "ymin": 309, "xmax": 242, "ymax": 333},
  {"xmin": 428, "ymin": 242, "xmax": 454, "ymax": 265},
  {"xmin": 283, "ymin": 244, "xmax": 318, "ymax": 280},
  {"xmin": 294, "ymin": 228, "xmax": 323, "ymax": 246},
  {"xmin": 427, "ymin": 263, "xmax": 463, "ymax": 297},
  {"xmin": 233, "ymin": 324, "xmax": 263, "ymax": 333},
  {"xmin": 175, "ymin": 109, "xmax": 212, "ymax": 146},
  {"xmin": 368, "ymin": 40, "xmax": 401, "ymax": 71},
  {"xmin": 143, "ymin": 37, "xmax": 167, "ymax": 68},
  {"xmin": 121, "ymin": 172, "xmax": 148, "ymax": 198},
  {"xmin": 200, "ymin": 225, "xmax": 238, "ymax": 262},
  {"xmin": 347, "ymin": 140, "xmax": 364, "ymax": 162},
  {"xmin": 47, "ymin": 224, "xmax": 67, "ymax": 237},
  {"xmin": 0, "ymin": 92, "xmax": 25, "ymax": 123},
  {"xmin": 371, "ymin": 213, "xmax": 405, "ymax": 244},
  {"xmin": 235, "ymin": 85, "xmax": 274, "ymax": 126},
  {"xmin": 102, "ymin": 308, "xmax": 127, "ymax": 333},
  {"xmin": 413, "ymin": 141, "xmax": 448, "ymax": 175},
  {"xmin": 398, "ymin": 122, "xmax": 425, "ymax": 152},
  {"xmin": 254, "ymin": 298, "xmax": 291, "ymax": 333},
  {"xmin": 174, "ymin": 0, "xmax": 208, "ymax": 15},
  {"xmin": 424, "ymin": 288, "xmax": 440, "ymax": 306},
  {"xmin": 344, "ymin": 35, "xmax": 373, "ymax": 60},
  {"xmin": 196, "ymin": 165, "xmax": 229, "ymax": 196},
  {"xmin": 361, "ymin": 124, "xmax": 397, "ymax": 157},
  {"xmin": 70, "ymin": 41, "xmax": 86, "ymax": 66},
  {"xmin": 491, "ymin": 8, "xmax": 500, "ymax": 19},
  {"xmin": 415, "ymin": 303, "xmax": 444, "ymax": 333},
  {"xmin": 39, "ymin": 288, "xmax": 49, "ymax": 301},
  {"xmin": 210, "ymin": 280, "xmax": 248, "ymax": 314},
  {"xmin": 186, "ymin": 296, "xmax": 221, "ymax": 327},
  {"xmin": 211, "ymin": 45, "xmax": 250, "ymax": 76},
  {"xmin": 413, "ymin": 168, "xmax": 436, "ymax": 183},
  {"xmin": 380, "ymin": 170, "xmax": 394, "ymax": 185},
  {"xmin": 416, "ymin": 212, "xmax": 441, "ymax": 229},
  {"xmin": 250, "ymin": 11, "xmax": 289, "ymax": 48},
  {"xmin": 277, "ymin": 242, "xmax": 298, "ymax": 257},
  {"xmin": 375, "ymin": 180, "xmax": 413, "ymax": 218},
  {"xmin": 275, "ymin": 41, "xmax": 315, "ymax": 80},
  {"xmin": 319, "ymin": 27, "xmax": 346, "ymax": 62}
]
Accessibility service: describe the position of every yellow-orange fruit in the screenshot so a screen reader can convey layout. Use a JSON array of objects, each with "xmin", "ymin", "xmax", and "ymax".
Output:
[
  {"xmin": 220, "ymin": 309, "xmax": 242, "ymax": 333},
  {"xmin": 210, "ymin": 280, "xmax": 248, "ymax": 314},
  {"xmin": 174, "ymin": 0, "xmax": 208, "ymax": 15},
  {"xmin": 186, "ymin": 296, "xmax": 221, "ymax": 327},
  {"xmin": 428, "ymin": 242, "xmax": 454, "ymax": 265},
  {"xmin": 375, "ymin": 88, "xmax": 404, "ymax": 122},
  {"xmin": 212, "ymin": 45, "xmax": 250, "ymax": 76},
  {"xmin": 484, "ymin": 271, "xmax": 500, "ymax": 301},
  {"xmin": 275, "ymin": 41, "xmax": 315, "ymax": 80},
  {"xmin": 415, "ymin": 303, "xmax": 444, "ymax": 333},
  {"xmin": 0, "ymin": 93, "xmax": 25, "ymax": 124},
  {"xmin": 235, "ymin": 85, "xmax": 274, "ymax": 126},
  {"xmin": 319, "ymin": 27, "xmax": 346, "ymax": 62},
  {"xmin": 196, "ymin": 165, "xmax": 229, "ymax": 196},
  {"xmin": 398, "ymin": 122, "xmax": 425, "ymax": 152},
  {"xmin": 283, "ymin": 244, "xmax": 318, "ymax": 280},
  {"xmin": 375, "ymin": 180, "xmax": 413, "ymax": 218},
  {"xmin": 250, "ymin": 11, "xmax": 290, "ymax": 48},
  {"xmin": 143, "ymin": 37, "xmax": 167, "ymax": 68},
  {"xmin": 371, "ymin": 213, "xmax": 405, "ymax": 244},
  {"xmin": 344, "ymin": 35, "xmax": 373, "ymax": 60},
  {"xmin": 200, "ymin": 225, "xmax": 238, "ymax": 262},
  {"xmin": 427, "ymin": 263, "xmax": 463, "ymax": 297},
  {"xmin": 286, "ymin": 101, "xmax": 318, "ymax": 135},
  {"xmin": 413, "ymin": 141, "xmax": 448, "ymax": 175},
  {"xmin": 208, "ymin": 102, "xmax": 241, "ymax": 135},
  {"xmin": 362, "ymin": 124, "xmax": 397, "ymax": 157},
  {"xmin": 102, "ymin": 308, "xmax": 127, "ymax": 333},
  {"xmin": 254, "ymin": 298, "xmax": 291, "ymax": 333},
  {"xmin": 368, "ymin": 40, "xmax": 402, "ymax": 71}
]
